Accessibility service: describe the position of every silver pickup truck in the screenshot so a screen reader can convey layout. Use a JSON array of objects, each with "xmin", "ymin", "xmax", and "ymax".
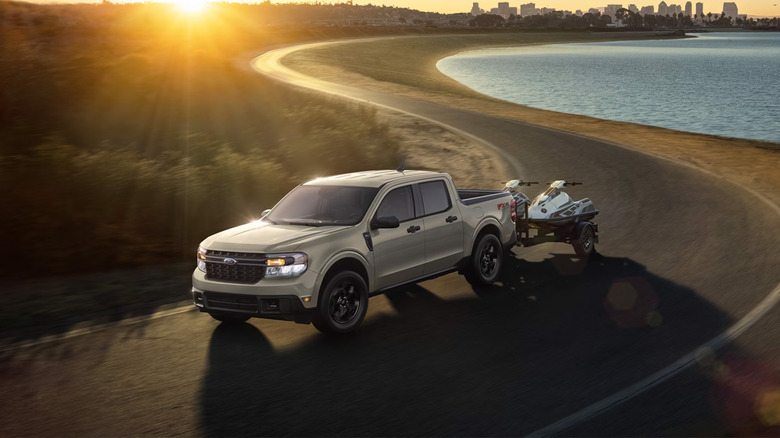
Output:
[{"xmin": 192, "ymin": 169, "xmax": 517, "ymax": 334}]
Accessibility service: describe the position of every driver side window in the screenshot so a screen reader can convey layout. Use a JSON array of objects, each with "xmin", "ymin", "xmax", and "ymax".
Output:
[{"xmin": 376, "ymin": 186, "xmax": 415, "ymax": 223}]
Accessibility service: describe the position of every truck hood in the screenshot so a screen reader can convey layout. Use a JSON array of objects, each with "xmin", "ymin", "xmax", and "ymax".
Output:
[{"xmin": 200, "ymin": 220, "xmax": 349, "ymax": 253}]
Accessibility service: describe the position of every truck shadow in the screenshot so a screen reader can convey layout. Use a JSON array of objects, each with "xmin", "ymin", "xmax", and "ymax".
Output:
[{"xmin": 199, "ymin": 252, "xmax": 777, "ymax": 436}]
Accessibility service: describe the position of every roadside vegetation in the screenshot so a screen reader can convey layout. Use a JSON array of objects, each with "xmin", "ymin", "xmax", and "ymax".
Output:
[{"xmin": 0, "ymin": 2, "xmax": 406, "ymax": 282}]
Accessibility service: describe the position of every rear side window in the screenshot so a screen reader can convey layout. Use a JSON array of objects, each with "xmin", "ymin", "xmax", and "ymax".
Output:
[
  {"xmin": 376, "ymin": 186, "xmax": 415, "ymax": 222},
  {"xmin": 419, "ymin": 180, "xmax": 451, "ymax": 215}
]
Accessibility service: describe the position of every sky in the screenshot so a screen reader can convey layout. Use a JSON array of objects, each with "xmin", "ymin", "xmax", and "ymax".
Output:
[{"xmin": 30, "ymin": 0, "xmax": 780, "ymax": 17}]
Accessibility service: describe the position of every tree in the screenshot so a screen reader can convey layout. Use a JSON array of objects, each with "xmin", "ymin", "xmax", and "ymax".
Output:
[
  {"xmin": 582, "ymin": 12, "xmax": 599, "ymax": 27},
  {"xmin": 615, "ymin": 7, "xmax": 628, "ymax": 23},
  {"xmin": 472, "ymin": 13, "xmax": 505, "ymax": 27},
  {"xmin": 643, "ymin": 12, "xmax": 657, "ymax": 28}
]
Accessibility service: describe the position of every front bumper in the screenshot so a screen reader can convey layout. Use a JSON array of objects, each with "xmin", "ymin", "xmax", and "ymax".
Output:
[
  {"xmin": 191, "ymin": 268, "xmax": 318, "ymax": 323},
  {"xmin": 192, "ymin": 287, "xmax": 313, "ymax": 324}
]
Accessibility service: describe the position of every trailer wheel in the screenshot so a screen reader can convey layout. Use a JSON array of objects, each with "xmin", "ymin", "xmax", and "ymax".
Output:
[
  {"xmin": 465, "ymin": 233, "xmax": 503, "ymax": 287},
  {"xmin": 573, "ymin": 223, "xmax": 596, "ymax": 258}
]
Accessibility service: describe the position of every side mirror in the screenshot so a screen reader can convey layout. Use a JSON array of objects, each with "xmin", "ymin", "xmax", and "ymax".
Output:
[
  {"xmin": 371, "ymin": 216, "xmax": 400, "ymax": 230},
  {"xmin": 261, "ymin": 209, "xmax": 271, "ymax": 217}
]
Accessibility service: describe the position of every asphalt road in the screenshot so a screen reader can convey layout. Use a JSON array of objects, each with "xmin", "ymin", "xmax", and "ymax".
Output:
[{"xmin": 2, "ymin": 39, "xmax": 779, "ymax": 437}]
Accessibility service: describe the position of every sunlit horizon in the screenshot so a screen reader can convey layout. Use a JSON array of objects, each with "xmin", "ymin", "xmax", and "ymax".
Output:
[
  {"xmin": 22, "ymin": 0, "xmax": 780, "ymax": 18},
  {"xmin": 172, "ymin": 0, "xmax": 209, "ymax": 13}
]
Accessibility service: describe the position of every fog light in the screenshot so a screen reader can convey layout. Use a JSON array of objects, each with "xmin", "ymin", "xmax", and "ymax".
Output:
[{"xmin": 192, "ymin": 288, "xmax": 204, "ymax": 307}]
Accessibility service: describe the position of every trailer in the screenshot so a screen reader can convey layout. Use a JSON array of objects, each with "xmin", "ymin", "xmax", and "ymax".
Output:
[{"xmin": 504, "ymin": 180, "xmax": 599, "ymax": 257}]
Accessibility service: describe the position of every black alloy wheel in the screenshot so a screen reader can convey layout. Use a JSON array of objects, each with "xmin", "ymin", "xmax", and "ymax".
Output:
[{"xmin": 313, "ymin": 270, "xmax": 368, "ymax": 335}]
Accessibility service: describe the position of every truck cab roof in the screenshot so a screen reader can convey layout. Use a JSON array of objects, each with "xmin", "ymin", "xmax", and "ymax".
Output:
[{"xmin": 303, "ymin": 170, "xmax": 448, "ymax": 189}]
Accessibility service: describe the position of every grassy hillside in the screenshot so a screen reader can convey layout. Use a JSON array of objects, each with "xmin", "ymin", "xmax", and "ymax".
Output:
[{"xmin": 0, "ymin": 2, "xmax": 406, "ymax": 279}]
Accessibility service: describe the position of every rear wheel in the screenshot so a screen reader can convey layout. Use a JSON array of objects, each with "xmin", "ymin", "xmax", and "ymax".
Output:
[
  {"xmin": 312, "ymin": 270, "xmax": 368, "ymax": 335},
  {"xmin": 573, "ymin": 223, "xmax": 596, "ymax": 257},
  {"xmin": 209, "ymin": 312, "xmax": 251, "ymax": 324},
  {"xmin": 465, "ymin": 233, "xmax": 503, "ymax": 287}
]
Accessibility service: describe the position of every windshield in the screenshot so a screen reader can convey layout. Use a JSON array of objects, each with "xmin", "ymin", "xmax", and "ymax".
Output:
[
  {"xmin": 266, "ymin": 185, "xmax": 379, "ymax": 226},
  {"xmin": 533, "ymin": 187, "xmax": 559, "ymax": 205}
]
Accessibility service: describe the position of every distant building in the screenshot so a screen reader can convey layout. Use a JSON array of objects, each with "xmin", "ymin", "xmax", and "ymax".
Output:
[
  {"xmin": 641, "ymin": 4, "xmax": 655, "ymax": 14},
  {"xmin": 658, "ymin": 0, "xmax": 668, "ymax": 15},
  {"xmin": 695, "ymin": 1, "xmax": 703, "ymax": 17},
  {"xmin": 605, "ymin": 4, "xmax": 622, "ymax": 18},
  {"xmin": 521, "ymin": 2, "xmax": 540, "ymax": 16},
  {"xmin": 490, "ymin": 2, "xmax": 518, "ymax": 18},
  {"xmin": 685, "ymin": 1, "xmax": 692, "ymax": 15},
  {"xmin": 588, "ymin": 7, "xmax": 601, "ymax": 14},
  {"xmin": 540, "ymin": 7, "xmax": 556, "ymax": 14},
  {"xmin": 470, "ymin": 2, "xmax": 484, "ymax": 15},
  {"xmin": 722, "ymin": 1, "xmax": 737, "ymax": 17},
  {"xmin": 629, "ymin": 4, "xmax": 639, "ymax": 13}
]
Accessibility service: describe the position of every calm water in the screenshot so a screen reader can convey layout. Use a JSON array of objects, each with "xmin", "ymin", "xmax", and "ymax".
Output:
[{"xmin": 437, "ymin": 33, "xmax": 780, "ymax": 143}]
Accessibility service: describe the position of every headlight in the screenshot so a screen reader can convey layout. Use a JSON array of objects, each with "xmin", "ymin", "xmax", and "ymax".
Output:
[
  {"xmin": 265, "ymin": 253, "xmax": 308, "ymax": 278},
  {"xmin": 197, "ymin": 247, "xmax": 207, "ymax": 272}
]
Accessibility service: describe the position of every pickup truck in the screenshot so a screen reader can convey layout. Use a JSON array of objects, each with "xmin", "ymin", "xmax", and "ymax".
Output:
[{"xmin": 191, "ymin": 169, "xmax": 517, "ymax": 334}]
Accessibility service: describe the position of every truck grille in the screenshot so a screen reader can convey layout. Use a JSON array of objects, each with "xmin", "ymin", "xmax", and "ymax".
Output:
[
  {"xmin": 204, "ymin": 292, "xmax": 259, "ymax": 313},
  {"xmin": 204, "ymin": 250, "xmax": 266, "ymax": 284},
  {"xmin": 206, "ymin": 263, "xmax": 265, "ymax": 283}
]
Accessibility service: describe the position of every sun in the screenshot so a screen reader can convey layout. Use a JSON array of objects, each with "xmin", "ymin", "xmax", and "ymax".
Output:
[{"xmin": 172, "ymin": 0, "xmax": 209, "ymax": 13}]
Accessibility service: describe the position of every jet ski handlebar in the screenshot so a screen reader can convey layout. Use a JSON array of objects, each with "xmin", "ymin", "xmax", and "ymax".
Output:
[{"xmin": 545, "ymin": 181, "xmax": 583, "ymax": 186}]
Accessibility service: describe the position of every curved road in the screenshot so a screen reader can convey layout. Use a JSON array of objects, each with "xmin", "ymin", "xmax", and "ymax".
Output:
[{"xmin": 2, "ymin": 38, "xmax": 779, "ymax": 437}]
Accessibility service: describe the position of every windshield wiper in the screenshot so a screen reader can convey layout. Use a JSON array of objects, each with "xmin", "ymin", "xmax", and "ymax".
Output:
[{"xmin": 286, "ymin": 221, "xmax": 324, "ymax": 227}]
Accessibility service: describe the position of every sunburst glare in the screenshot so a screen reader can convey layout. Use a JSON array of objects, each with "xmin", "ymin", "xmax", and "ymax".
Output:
[{"xmin": 173, "ymin": 0, "xmax": 209, "ymax": 13}]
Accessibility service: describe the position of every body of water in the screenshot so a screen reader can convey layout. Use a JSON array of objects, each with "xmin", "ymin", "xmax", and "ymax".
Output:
[{"xmin": 436, "ymin": 33, "xmax": 780, "ymax": 144}]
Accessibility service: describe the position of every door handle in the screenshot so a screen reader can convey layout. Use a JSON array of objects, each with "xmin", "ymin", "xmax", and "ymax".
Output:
[
  {"xmin": 406, "ymin": 225, "xmax": 421, "ymax": 234},
  {"xmin": 446, "ymin": 215, "xmax": 458, "ymax": 223}
]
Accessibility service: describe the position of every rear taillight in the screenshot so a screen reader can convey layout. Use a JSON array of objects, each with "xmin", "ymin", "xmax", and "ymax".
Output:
[{"xmin": 510, "ymin": 199, "xmax": 517, "ymax": 223}]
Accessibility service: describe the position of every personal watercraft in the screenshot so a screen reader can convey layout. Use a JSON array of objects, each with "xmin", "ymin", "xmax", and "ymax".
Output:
[
  {"xmin": 527, "ymin": 180, "xmax": 599, "ymax": 230},
  {"xmin": 503, "ymin": 179, "xmax": 599, "ymax": 257},
  {"xmin": 501, "ymin": 179, "xmax": 537, "ymax": 220}
]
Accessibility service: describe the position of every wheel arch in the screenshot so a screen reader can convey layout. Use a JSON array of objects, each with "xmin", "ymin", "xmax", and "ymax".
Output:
[
  {"xmin": 471, "ymin": 219, "xmax": 502, "ymax": 254},
  {"xmin": 314, "ymin": 251, "xmax": 371, "ymax": 305}
]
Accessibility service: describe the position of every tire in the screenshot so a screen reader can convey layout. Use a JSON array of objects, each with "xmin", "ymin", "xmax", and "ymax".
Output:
[
  {"xmin": 209, "ymin": 312, "xmax": 251, "ymax": 324},
  {"xmin": 312, "ymin": 270, "xmax": 368, "ymax": 335},
  {"xmin": 573, "ymin": 223, "xmax": 596, "ymax": 258},
  {"xmin": 465, "ymin": 233, "xmax": 503, "ymax": 287}
]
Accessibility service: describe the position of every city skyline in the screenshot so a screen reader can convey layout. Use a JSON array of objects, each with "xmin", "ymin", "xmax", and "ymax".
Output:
[
  {"xmin": 27, "ymin": 0, "xmax": 780, "ymax": 17},
  {"xmin": 471, "ymin": 0, "xmax": 747, "ymax": 18}
]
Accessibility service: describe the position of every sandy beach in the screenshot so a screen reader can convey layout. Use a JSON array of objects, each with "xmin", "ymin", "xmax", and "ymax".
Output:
[{"xmin": 282, "ymin": 32, "xmax": 780, "ymax": 205}]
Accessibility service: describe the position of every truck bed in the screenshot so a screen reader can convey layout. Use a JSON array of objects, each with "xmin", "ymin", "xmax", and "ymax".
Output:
[{"xmin": 457, "ymin": 189, "xmax": 507, "ymax": 206}]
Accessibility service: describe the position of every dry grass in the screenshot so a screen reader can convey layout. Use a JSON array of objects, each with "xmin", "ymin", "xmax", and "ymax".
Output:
[{"xmin": 284, "ymin": 32, "xmax": 780, "ymax": 206}]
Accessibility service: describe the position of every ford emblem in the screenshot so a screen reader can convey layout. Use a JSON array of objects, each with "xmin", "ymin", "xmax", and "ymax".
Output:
[{"xmin": 224, "ymin": 258, "xmax": 237, "ymax": 265}]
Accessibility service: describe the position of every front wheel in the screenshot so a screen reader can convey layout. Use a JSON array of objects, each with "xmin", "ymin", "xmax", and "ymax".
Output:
[
  {"xmin": 465, "ymin": 233, "xmax": 503, "ymax": 287},
  {"xmin": 312, "ymin": 271, "xmax": 368, "ymax": 335},
  {"xmin": 573, "ymin": 223, "xmax": 596, "ymax": 258}
]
